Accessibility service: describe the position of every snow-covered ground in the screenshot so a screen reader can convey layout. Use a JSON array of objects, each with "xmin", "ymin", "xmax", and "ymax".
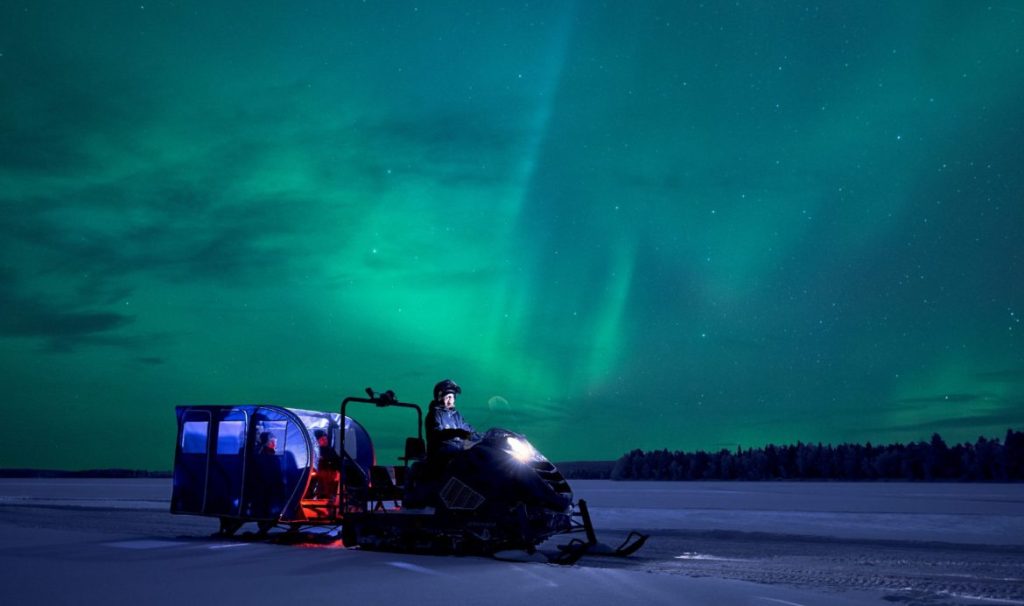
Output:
[{"xmin": 1, "ymin": 479, "xmax": 1021, "ymax": 605}]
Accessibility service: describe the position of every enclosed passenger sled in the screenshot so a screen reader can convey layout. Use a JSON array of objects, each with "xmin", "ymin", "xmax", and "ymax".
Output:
[{"xmin": 171, "ymin": 389, "xmax": 647, "ymax": 562}]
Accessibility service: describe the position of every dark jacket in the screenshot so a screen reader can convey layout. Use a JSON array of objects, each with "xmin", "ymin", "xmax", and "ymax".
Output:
[
  {"xmin": 425, "ymin": 401, "xmax": 479, "ymax": 457},
  {"xmin": 318, "ymin": 445, "xmax": 340, "ymax": 472}
]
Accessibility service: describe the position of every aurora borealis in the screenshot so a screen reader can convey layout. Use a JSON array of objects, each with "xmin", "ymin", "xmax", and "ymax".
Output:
[{"xmin": 2, "ymin": 1, "xmax": 1022, "ymax": 470}]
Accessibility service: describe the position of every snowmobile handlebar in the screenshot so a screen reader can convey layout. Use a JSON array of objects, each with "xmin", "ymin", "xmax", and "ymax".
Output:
[{"xmin": 340, "ymin": 389, "xmax": 424, "ymax": 442}]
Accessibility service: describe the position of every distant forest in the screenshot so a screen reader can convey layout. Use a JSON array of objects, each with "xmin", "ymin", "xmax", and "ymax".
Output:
[
  {"xmin": 0, "ymin": 469, "xmax": 170, "ymax": 478},
  {"xmin": 561, "ymin": 430, "xmax": 1024, "ymax": 481}
]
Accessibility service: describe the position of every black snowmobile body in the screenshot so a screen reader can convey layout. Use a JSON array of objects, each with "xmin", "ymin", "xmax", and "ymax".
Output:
[{"xmin": 344, "ymin": 427, "xmax": 575, "ymax": 554}]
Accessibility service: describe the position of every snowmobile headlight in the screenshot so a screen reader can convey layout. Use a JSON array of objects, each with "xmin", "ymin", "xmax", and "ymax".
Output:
[{"xmin": 505, "ymin": 436, "xmax": 542, "ymax": 463}]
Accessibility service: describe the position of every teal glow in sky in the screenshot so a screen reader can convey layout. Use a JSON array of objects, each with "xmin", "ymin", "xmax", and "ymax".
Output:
[{"xmin": 2, "ymin": 1, "xmax": 1022, "ymax": 470}]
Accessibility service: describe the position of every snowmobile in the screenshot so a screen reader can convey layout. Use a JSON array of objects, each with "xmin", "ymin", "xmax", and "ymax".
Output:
[{"xmin": 170, "ymin": 388, "xmax": 647, "ymax": 562}]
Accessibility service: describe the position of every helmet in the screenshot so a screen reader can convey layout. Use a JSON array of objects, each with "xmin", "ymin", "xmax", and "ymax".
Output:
[{"xmin": 433, "ymin": 379, "xmax": 462, "ymax": 401}]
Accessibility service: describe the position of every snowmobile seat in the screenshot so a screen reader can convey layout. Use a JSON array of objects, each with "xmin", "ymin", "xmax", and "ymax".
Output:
[
  {"xmin": 399, "ymin": 437, "xmax": 426, "ymax": 465},
  {"xmin": 369, "ymin": 465, "xmax": 403, "ymax": 511},
  {"xmin": 392, "ymin": 465, "xmax": 408, "ymax": 487}
]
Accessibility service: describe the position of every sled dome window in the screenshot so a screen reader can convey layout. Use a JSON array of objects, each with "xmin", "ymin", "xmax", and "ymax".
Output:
[
  {"xmin": 256, "ymin": 422, "xmax": 288, "ymax": 455},
  {"xmin": 216, "ymin": 420, "xmax": 245, "ymax": 454},
  {"xmin": 181, "ymin": 421, "xmax": 208, "ymax": 454}
]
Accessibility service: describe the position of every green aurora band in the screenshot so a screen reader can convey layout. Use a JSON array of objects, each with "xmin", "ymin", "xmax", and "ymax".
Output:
[{"xmin": 1, "ymin": 1, "xmax": 1022, "ymax": 469}]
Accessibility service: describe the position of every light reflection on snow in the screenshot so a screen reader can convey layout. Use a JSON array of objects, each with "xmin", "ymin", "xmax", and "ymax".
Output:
[
  {"xmin": 674, "ymin": 552, "xmax": 745, "ymax": 561},
  {"xmin": 105, "ymin": 540, "xmax": 184, "ymax": 549},
  {"xmin": 387, "ymin": 561, "xmax": 447, "ymax": 576},
  {"xmin": 754, "ymin": 598, "xmax": 807, "ymax": 606},
  {"xmin": 509, "ymin": 564, "xmax": 559, "ymax": 587},
  {"xmin": 755, "ymin": 598, "xmax": 807, "ymax": 606}
]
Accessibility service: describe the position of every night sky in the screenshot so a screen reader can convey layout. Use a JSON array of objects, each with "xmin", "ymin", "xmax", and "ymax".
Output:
[{"xmin": 2, "ymin": 1, "xmax": 1023, "ymax": 471}]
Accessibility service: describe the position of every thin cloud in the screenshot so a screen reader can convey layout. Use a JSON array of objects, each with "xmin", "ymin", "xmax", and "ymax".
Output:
[
  {"xmin": 883, "ymin": 410, "xmax": 1024, "ymax": 438},
  {"xmin": 0, "ymin": 278, "xmax": 133, "ymax": 351},
  {"xmin": 976, "ymin": 368, "xmax": 1024, "ymax": 383},
  {"xmin": 893, "ymin": 393, "xmax": 990, "ymax": 405}
]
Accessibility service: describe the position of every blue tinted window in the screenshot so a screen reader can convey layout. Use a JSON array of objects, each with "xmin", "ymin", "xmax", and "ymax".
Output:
[
  {"xmin": 216, "ymin": 421, "xmax": 245, "ymax": 454},
  {"xmin": 182, "ymin": 421, "xmax": 208, "ymax": 454}
]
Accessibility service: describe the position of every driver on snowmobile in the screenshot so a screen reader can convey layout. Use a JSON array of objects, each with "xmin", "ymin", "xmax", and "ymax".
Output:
[{"xmin": 425, "ymin": 379, "xmax": 480, "ymax": 458}]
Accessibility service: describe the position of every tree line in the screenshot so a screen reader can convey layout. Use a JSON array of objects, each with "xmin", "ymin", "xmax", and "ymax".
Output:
[
  {"xmin": 0, "ymin": 469, "xmax": 171, "ymax": 478},
  {"xmin": 602, "ymin": 429, "xmax": 1023, "ymax": 481}
]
